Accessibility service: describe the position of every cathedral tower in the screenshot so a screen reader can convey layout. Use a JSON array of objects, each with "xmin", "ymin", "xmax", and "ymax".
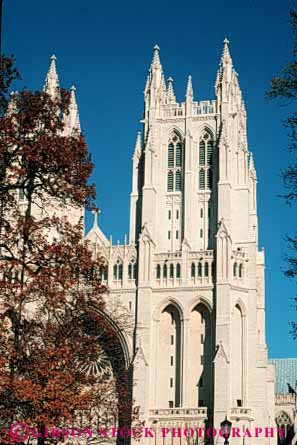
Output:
[
  {"xmin": 87, "ymin": 40, "xmax": 276, "ymax": 445},
  {"xmin": 128, "ymin": 40, "xmax": 275, "ymax": 445}
]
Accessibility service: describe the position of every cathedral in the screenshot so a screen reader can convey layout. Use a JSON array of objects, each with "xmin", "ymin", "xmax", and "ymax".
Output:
[{"xmin": 42, "ymin": 40, "xmax": 297, "ymax": 444}]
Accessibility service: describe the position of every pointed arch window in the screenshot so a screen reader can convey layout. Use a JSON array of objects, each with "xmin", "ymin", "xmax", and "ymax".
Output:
[
  {"xmin": 205, "ymin": 262, "xmax": 209, "ymax": 277},
  {"xmin": 163, "ymin": 264, "xmax": 167, "ymax": 278},
  {"xmin": 113, "ymin": 259, "xmax": 123, "ymax": 281},
  {"xmin": 100, "ymin": 262, "xmax": 108, "ymax": 282},
  {"xmin": 191, "ymin": 262, "xmax": 196, "ymax": 278},
  {"xmin": 128, "ymin": 259, "xmax": 136, "ymax": 280},
  {"xmin": 198, "ymin": 262, "xmax": 203, "ymax": 277},
  {"xmin": 199, "ymin": 129, "xmax": 214, "ymax": 191},
  {"xmin": 176, "ymin": 263, "xmax": 181, "ymax": 278},
  {"xmin": 167, "ymin": 133, "xmax": 183, "ymax": 192},
  {"xmin": 170, "ymin": 264, "xmax": 174, "ymax": 279}
]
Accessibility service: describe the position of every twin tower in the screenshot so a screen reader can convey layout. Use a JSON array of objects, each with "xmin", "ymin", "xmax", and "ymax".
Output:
[{"xmin": 85, "ymin": 40, "xmax": 275, "ymax": 444}]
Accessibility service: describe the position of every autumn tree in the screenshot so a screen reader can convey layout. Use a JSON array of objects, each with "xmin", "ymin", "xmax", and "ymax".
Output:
[
  {"xmin": 0, "ymin": 56, "xmax": 135, "ymax": 444},
  {"xmin": 267, "ymin": 5, "xmax": 297, "ymax": 339}
]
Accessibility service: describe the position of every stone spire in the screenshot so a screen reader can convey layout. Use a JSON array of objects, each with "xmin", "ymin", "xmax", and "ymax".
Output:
[
  {"xmin": 63, "ymin": 85, "xmax": 81, "ymax": 134},
  {"xmin": 69, "ymin": 85, "xmax": 81, "ymax": 132},
  {"xmin": 133, "ymin": 130, "xmax": 142, "ymax": 160},
  {"xmin": 221, "ymin": 37, "xmax": 233, "ymax": 65},
  {"xmin": 152, "ymin": 44, "xmax": 161, "ymax": 69},
  {"xmin": 215, "ymin": 38, "xmax": 233, "ymax": 91},
  {"xmin": 144, "ymin": 44, "xmax": 164, "ymax": 106},
  {"xmin": 186, "ymin": 75, "xmax": 193, "ymax": 99},
  {"xmin": 216, "ymin": 38, "xmax": 244, "ymax": 115},
  {"xmin": 167, "ymin": 77, "xmax": 176, "ymax": 103},
  {"xmin": 44, "ymin": 54, "xmax": 60, "ymax": 99}
]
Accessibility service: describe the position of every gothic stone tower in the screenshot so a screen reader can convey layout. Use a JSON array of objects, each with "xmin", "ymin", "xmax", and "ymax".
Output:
[
  {"xmin": 127, "ymin": 40, "xmax": 276, "ymax": 444},
  {"xmin": 85, "ymin": 41, "xmax": 276, "ymax": 445}
]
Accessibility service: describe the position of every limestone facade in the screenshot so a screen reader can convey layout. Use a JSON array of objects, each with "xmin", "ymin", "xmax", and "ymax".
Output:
[
  {"xmin": 29, "ymin": 41, "xmax": 281, "ymax": 445},
  {"xmin": 84, "ymin": 41, "xmax": 276, "ymax": 445}
]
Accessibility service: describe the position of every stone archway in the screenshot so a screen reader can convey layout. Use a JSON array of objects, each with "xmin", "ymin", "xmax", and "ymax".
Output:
[{"xmin": 79, "ymin": 305, "xmax": 133, "ymax": 443}]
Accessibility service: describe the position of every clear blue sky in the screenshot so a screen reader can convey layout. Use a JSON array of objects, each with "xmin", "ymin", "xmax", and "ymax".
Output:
[{"xmin": 5, "ymin": 0, "xmax": 296, "ymax": 357}]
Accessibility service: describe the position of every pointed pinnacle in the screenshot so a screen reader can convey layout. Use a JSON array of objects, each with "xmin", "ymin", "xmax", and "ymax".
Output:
[
  {"xmin": 134, "ymin": 130, "xmax": 142, "ymax": 158},
  {"xmin": 222, "ymin": 37, "xmax": 232, "ymax": 64},
  {"xmin": 92, "ymin": 207, "xmax": 101, "ymax": 229},
  {"xmin": 186, "ymin": 75, "xmax": 193, "ymax": 98},
  {"xmin": 64, "ymin": 85, "xmax": 81, "ymax": 133},
  {"xmin": 167, "ymin": 77, "xmax": 176, "ymax": 103},
  {"xmin": 70, "ymin": 85, "xmax": 78, "ymax": 108},
  {"xmin": 152, "ymin": 44, "xmax": 161, "ymax": 68},
  {"xmin": 44, "ymin": 54, "xmax": 60, "ymax": 98}
]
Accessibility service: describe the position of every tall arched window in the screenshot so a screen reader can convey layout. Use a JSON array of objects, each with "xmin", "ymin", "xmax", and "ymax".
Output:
[
  {"xmin": 128, "ymin": 259, "xmax": 136, "ymax": 280},
  {"xmin": 191, "ymin": 263, "xmax": 196, "ymax": 278},
  {"xmin": 113, "ymin": 259, "xmax": 123, "ymax": 281},
  {"xmin": 158, "ymin": 304, "xmax": 182, "ymax": 408},
  {"xmin": 239, "ymin": 263, "xmax": 243, "ymax": 278},
  {"xmin": 100, "ymin": 262, "xmax": 108, "ymax": 282},
  {"xmin": 199, "ymin": 129, "xmax": 214, "ymax": 190},
  {"xmin": 198, "ymin": 262, "xmax": 203, "ymax": 277},
  {"xmin": 167, "ymin": 133, "xmax": 183, "ymax": 192},
  {"xmin": 233, "ymin": 262, "xmax": 238, "ymax": 277},
  {"xmin": 156, "ymin": 264, "xmax": 161, "ymax": 279},
  {"xmin": 170, "ymin": 263, "xmax": 174, "ymax": 278},
  {"xmin": 163, "ymin": 264, "xmax": 167, "ymax": 278},
  {"xmin": 205, "ymin": 262, "xmax": 209, "ymax": 277},
  {"xmin": 176, "ymin": 263, "xmax": 181, "ymax": 278}
]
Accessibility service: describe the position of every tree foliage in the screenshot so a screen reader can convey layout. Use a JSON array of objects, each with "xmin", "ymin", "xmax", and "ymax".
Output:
[{"xmin": 0, "ymin": 55, "xmax": 135, "ymax": 442}]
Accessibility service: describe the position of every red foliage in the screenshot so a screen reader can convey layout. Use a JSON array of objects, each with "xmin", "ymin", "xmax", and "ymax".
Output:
[{"xmin": 0, "ymin": 56, "xmax": 137, "ymax": 441}]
